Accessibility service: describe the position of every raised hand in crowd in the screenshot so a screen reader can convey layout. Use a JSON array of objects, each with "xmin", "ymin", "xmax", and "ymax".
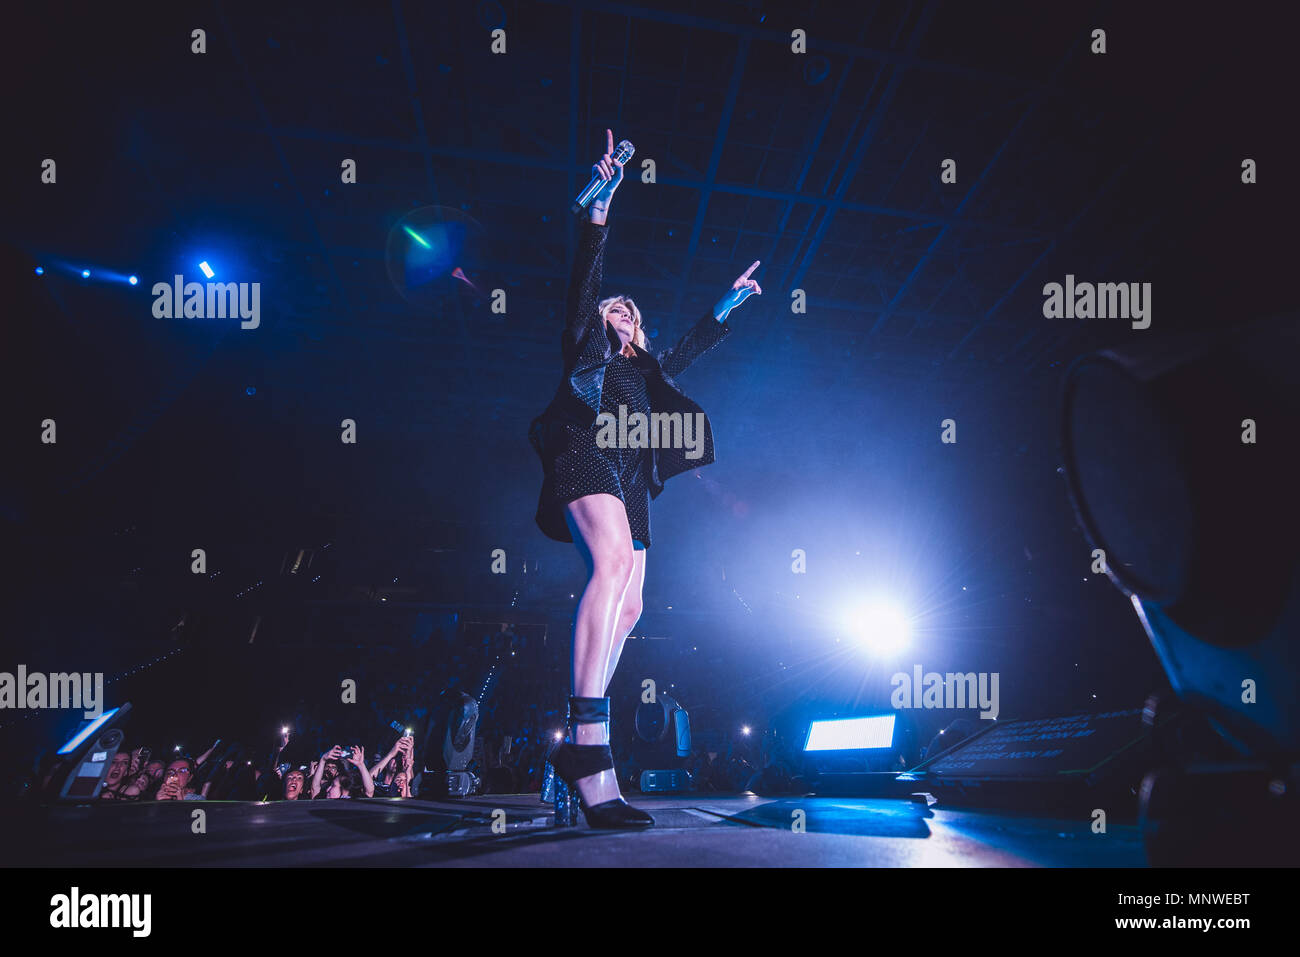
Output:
[
  {"xmin": 311, "ymin": 747, "xmax": 343, "ymax": 799},
  {"xmin": 346, "ymin": 746, "xmax": 375, "ymax": 798},
  {"xmin": 195, "ymin": 739, "xmax": 221, "ymax": 767}
]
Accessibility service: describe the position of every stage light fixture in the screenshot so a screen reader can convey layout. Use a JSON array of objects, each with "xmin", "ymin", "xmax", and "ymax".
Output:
[
  {"xmin": 803, "ymin": 714, "xmax": 906, "ymax": 792},
  {"xmin": 633, "ymin": 694, "xmax": 693, "ymax": 792},
  {"xmin": 804, "ymin": 715, "xmax": 896, "ymax": 752},
  {"xmin": 198, "ymin": 261, "xmax": 214, "ymax": 279},
  {"xmin": 53, "ymin": 703, "xmax": 132, "ymax": 801},
  {"xmin": 57, "ymin": 707, "xmax": 122, "ymax": 756},
  {"xmin": 418, "ymin": 689, "xmax": 481, "ymax": 797}
]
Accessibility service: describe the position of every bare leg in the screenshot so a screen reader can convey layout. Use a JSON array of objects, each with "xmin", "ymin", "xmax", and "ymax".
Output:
[
  {"xmin": 604, "ymin": 548, "xmax": 645, "ymax": 693},
  {"xmin": 563, "ymin": 494, "xmax": 636, "ymax": 807}
]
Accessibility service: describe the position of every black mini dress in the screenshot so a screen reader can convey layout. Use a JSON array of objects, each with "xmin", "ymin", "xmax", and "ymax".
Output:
[
  {"xmin": 531, "ymin": 219, "xmax": 731, "ymax": 551},
  {"xmin": 536, "ymin": 351, "xmax": 653, "ymax": 548}
]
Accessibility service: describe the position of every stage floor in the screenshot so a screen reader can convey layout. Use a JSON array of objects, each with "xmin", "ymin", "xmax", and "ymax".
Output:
[{"xmin": 3, "ymin": 792, "xmax": 1148, "ymax": 867}]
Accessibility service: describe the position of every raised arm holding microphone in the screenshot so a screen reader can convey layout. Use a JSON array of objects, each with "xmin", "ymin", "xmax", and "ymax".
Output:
[{"xmin": 528, "ymin": 128, "xmax": 762, "ymax": 828}]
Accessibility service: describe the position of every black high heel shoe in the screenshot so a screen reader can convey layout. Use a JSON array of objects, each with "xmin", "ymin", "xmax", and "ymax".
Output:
[{"xmin": 545, "ymin": 695, "xmax": 654, "ymax": 830}]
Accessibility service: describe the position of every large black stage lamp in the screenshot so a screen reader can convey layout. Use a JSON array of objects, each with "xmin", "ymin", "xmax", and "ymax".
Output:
[
  {"xmin": 1061, "ymin": 314, "xmax": 1299, "ymax": 755},
  {"xmin": 633, "ymin": 693, "xmax": 692, "ymax": 792},
  {"xmin": 418, "ymin": 690, "xmax": 481, "ymax": 798}
]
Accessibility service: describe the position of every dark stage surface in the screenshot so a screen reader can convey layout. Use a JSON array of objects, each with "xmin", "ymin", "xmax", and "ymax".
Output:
[{"xmin": 5, "ymin": 794, "xmax": 1145, "ymax": 867}]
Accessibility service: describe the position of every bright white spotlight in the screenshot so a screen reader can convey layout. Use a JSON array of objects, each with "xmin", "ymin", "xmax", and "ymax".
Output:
[
  {"xmin": 844, "ymin": 599, "xmax": 911, "ymax": 655},
  {"xmin": 198, "ymin": 261, "xmax": 214, "ymax": 279},
  {"xmin": 741, "ymin": 725, "xmax": 751, "ymax": 736}
]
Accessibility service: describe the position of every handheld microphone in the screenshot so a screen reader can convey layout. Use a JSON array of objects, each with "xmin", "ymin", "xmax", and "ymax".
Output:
[{"xmin": 571, "ymin": 140, "xmax": 635, "ymax": 216}]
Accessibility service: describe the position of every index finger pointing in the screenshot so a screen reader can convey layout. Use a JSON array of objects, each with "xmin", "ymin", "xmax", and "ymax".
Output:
[
  {"xmin": 607, "ymin": 128, "xmax": 614, "ymax": 154},
  {"xmin": 739, "ymin": 260, "xmax": 760, "ymax": 281}
]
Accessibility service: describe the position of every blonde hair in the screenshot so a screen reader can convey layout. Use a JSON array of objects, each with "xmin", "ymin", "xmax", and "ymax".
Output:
[{"xmin": 598, "ymin": 295, "xmax": 646, "ymax": 357}]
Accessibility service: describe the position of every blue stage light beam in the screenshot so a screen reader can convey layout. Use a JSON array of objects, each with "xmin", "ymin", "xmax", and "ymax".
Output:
[{"xmin": 39, "ymin": 260, "xmax": 138, "ymax": 284}]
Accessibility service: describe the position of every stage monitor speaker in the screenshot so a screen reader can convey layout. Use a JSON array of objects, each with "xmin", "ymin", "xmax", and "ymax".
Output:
[{"xmin": 901, "ymin": 707, "xmax": 1166, "ymax": 813}]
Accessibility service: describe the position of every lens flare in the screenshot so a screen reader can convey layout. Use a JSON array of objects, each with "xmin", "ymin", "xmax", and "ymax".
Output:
[{"xmin": 385, "ymin": 206, "xmax": 487, "ymax": 311}]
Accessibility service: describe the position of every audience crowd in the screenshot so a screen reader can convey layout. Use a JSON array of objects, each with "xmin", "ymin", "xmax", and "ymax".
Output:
[{"xmin": 13, "ymin": 624, "xmax": 817, "ymax": 803}]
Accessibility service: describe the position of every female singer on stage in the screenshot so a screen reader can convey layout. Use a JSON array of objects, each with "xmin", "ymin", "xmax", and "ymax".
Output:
[{"xmin": 529, "ymin": 129, "xmax": 762, "ymax": 828}]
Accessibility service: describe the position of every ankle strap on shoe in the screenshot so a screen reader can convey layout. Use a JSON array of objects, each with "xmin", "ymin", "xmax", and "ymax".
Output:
[
  {"xmin": 567, "ymin": 696, "xmax": 610, "ymax": 725},
  {"xmin": 552, "ymin": 743, "xmax": 614, "ymax": 781}
]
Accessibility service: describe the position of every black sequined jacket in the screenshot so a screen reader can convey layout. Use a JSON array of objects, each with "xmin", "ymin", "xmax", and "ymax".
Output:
[{"xmin": 528, "ymin": 219, "xmax": 731, "ymax": 499}]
